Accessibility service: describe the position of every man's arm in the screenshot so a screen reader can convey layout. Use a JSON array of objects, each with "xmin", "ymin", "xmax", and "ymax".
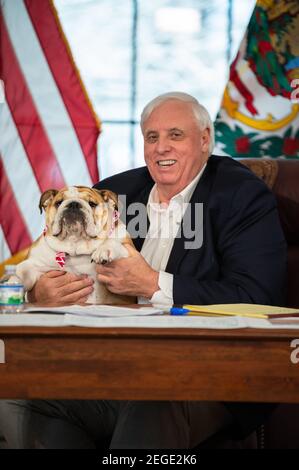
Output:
[{"xmin": 173, "ymin": 179, "xmax": 287, "ymax": 306}]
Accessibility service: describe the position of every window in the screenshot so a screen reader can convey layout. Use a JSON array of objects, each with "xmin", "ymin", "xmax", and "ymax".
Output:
[{"xmin": 56, "ymin": 0, "xmax": 255, "ymax": 178}]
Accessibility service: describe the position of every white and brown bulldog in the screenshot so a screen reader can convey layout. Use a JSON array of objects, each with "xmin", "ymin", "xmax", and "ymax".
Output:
[{"xmin": 16, "ymin": 186, "xmax": 134, "ymax": 304}]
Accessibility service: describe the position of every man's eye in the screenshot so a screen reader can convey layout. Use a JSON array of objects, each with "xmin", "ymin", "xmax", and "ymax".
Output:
[
  {"xmin": 146, "ymin": 135, "xmax": 157, "ymax": 143},
  {"xmin": 89, "ymin": 201, "xmax": 98, "ymax": 208},
  {"xmin": 171, "ymin": 132, "xmax": 182, "ymax": 139}
]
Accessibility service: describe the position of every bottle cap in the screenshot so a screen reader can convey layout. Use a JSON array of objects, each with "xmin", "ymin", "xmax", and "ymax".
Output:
[{"xmin": 4, "ymin": 265, "xmax": 17, "ymax": 275}]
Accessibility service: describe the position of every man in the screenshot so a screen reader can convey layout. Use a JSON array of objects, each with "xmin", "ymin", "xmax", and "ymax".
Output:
[{"xmin": 0, "ymin": 92, "xmax": 286, "ymax": 448}]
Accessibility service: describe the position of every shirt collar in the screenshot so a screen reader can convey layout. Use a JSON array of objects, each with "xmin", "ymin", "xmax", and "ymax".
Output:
[{"xmin": 147, "ymin": 162, "xmax": 207, "ymax": 213}]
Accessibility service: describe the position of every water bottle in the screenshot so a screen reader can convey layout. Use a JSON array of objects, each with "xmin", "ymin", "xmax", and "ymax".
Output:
[{"xmin": 0, "ymin": 265, "xmax": 24, "ymax": 313}]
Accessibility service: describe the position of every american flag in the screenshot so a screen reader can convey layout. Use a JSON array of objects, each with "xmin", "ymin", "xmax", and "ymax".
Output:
[{"xmin": 0, "ymin": 0, "xmax": 100, "ymax": 268}]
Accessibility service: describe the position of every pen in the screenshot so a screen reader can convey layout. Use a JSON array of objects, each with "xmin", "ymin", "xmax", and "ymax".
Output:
[
  {"xmin": 170, "ymin": 307, "xmax": 223, "ymax": 317},
  {"xmin": 170, "ymin": 307, "xmax": 196, "ymax": 316},
  {"xmin": 170, "ymin": 306, "xmax": 268, "ymax": 319}
]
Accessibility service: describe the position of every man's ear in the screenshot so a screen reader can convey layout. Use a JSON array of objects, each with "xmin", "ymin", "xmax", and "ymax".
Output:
[
  {"xmin": 201, "ymin": 127, "xmax": 211, "ymax": 153},
  {"xmin": 95, "ymin": 189, "xmax": 119, "ymax": 210},
  {"xmin": 39, "ymin": 189, "xmax": 59, "ymax": 214}
]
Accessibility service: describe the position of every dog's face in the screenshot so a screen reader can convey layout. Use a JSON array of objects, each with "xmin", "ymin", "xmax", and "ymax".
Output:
[{"xmin": 39, "ymin": 186, "xmax": 118, "ymax": 240}]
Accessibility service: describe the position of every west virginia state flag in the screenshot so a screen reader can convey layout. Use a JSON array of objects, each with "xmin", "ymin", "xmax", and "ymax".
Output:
[{"xmin": 215, "ymin": 0, "xmax": 299, "ymax": 159}]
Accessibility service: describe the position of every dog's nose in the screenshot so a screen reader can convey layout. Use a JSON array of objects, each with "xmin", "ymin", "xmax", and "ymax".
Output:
[{"xmin": 67, "ymin": 201, "xmax": 81, "ymax": 210}]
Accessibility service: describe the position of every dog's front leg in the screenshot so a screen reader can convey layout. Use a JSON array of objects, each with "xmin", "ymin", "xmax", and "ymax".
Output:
[
  {"xmin": 16, "ymin": 260, "xmax": 41, "ymax": 291},
  {"xmin": 91, "ymin": 240, "xmax": 129, "ymax": 265}
]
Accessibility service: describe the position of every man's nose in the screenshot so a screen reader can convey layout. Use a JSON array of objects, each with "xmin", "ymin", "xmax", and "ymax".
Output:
[{"xmin": 156, "ymin": 137, "xmax": 171, "ymax": 154}]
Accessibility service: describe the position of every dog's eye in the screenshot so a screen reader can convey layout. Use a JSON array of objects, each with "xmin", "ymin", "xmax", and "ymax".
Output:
[
  {"xmin": 55, "ymin": 200, "xmax": 63, "ymax": 208},
  {"xmin": 89, "ymin": 201, "xmax": 98, "ymax": 208}
]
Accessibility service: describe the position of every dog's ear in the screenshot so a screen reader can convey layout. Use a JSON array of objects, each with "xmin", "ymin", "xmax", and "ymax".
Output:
[
  {"xmin": 95, "ymin": 189, "xmax": 118, "ymax": 210},
  {"xmin": 39, "ymin": 189, "xmax": 59, "ymax": 214}
]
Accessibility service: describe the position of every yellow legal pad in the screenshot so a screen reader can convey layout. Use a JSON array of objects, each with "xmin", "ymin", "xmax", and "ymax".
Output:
[{"xmin": 182, "ymin": 304, "xmax": 299, "ymax": 320}]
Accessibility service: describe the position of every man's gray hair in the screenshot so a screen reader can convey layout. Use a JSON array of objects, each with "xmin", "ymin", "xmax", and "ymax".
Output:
[{"xmin": 140, "ymin": 91, "xmax": 215, "ymax": 155}]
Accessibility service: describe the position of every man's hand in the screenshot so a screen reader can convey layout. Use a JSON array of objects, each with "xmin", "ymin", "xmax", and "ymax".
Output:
[
  {"xmin": 27, "ymin": 271, "xmax": 94, "ymax": 305},
  {"xmin": 96, "ymin": 245, "xmax": 159, "ymax": 298}
]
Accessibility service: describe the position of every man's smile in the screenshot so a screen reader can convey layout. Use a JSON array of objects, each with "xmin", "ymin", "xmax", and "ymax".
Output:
[{"xmin": 157, "ymin": 159, "xmax": 177, "ymax": 167}]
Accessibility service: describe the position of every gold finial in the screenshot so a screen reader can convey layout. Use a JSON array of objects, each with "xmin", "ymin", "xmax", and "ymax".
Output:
[{"xmin": 256, "ymin": 0, "xmax": 274, "ymax": 10}]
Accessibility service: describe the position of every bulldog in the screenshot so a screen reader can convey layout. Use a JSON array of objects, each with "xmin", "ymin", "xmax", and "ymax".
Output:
[{"xmin": 16, "ymin": 186, "xmax": 135, "ymax": 304}]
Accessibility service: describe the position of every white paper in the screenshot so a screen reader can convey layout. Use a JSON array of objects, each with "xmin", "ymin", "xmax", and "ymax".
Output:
[
  {"xmin": 23, "ymin": 305, "xmax": 164, "ymax": 317},
  {"xmin": 63, "ymin": 314, "xmax": 247, "ymax": 329},
  {"xmin": 243, "ymin": 317, "xmax": 299, "ymax": 330},
  {"xmin": 0, "ymin": 314, "xmax": 65, "ymax": 327},
  {"xmin": 1, "ymin": 312, "xmax": 299, "ymax": 329},
  {"xmin": 63, "ymin": 315, "xmax": 299, "ymax": 329}
]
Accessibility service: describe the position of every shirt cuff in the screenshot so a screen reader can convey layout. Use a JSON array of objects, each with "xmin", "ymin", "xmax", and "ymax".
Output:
[{"xmin": 150, "ymin": 271, "xmax": 173, "ymax": 305}]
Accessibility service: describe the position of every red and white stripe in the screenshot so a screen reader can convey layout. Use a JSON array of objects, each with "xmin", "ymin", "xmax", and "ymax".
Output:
[{"xmin": 0, "ymin": 0, "xmax": 100, "ymax": 262}]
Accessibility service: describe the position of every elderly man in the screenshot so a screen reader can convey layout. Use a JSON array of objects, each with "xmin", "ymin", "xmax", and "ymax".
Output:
[{"xmin": 0, "ymin": 92, "xmax": 286, "ymax": 448}]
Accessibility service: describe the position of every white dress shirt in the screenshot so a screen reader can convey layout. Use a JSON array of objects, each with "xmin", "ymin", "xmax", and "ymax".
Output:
[{"xmin": 139, "ymin": 163, "xmax": 207, "ymax": 305}]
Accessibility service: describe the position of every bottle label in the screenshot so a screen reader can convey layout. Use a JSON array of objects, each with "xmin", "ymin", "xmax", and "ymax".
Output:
[{"xmin": 0, "ymin": 285, "xmax": 24, "ymax": 306}]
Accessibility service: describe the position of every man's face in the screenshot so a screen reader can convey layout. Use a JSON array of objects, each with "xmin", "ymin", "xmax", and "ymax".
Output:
[{"xmin": 143, "ymin": 100, "xmax": 210, "ymax": 198}]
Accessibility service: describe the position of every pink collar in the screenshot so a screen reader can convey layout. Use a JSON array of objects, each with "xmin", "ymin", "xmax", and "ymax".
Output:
[
  {"xmin": 42, "ymin": 227, "xmax": 66, "ymax": 268},
  {"xmin": 109, "ymin": 210, "xmax": 120, "ymax": 237},
  {"xmin": 55, "ymin": 251, "xmax": 66, "ymax": 268}
]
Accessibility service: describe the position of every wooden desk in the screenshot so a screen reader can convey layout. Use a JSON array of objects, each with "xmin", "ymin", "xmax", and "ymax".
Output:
[{"xmin": 0, "ymin": 326, "xmax": 298, "ymax": 402}]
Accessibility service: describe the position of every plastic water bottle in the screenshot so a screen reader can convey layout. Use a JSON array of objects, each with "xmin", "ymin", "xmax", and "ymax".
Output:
[{"xmin": 0, "ymin": 265, "xmax": 24, "ymax": 313}]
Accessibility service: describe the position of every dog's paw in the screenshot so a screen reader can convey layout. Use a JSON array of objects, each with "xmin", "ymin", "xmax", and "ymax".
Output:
[
  {"xmin": 92, "ymin": 247, "xmax": 112, "ymax": 265},
  {"xmin": 91, "ymin": 241, "xmax": 128, "ymax": 265}
]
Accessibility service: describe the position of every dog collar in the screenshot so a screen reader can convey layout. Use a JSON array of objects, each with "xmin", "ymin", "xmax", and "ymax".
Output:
[
  {"xmin": 55, "ymin": 251, "xmax": 66, "ymax": 269},
  {"xmin": 109, "ymin": 210, "xmax": 120, "ymax": 237}
]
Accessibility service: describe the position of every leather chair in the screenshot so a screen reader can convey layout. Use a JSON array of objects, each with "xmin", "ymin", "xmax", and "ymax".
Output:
[
  {"xmin": 240, "ymin": 158, "xmax": 299, "ymax": 309},
  {"xmin": 240, "ymin": 158, "xmax": 299, "ymax": 449}
]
